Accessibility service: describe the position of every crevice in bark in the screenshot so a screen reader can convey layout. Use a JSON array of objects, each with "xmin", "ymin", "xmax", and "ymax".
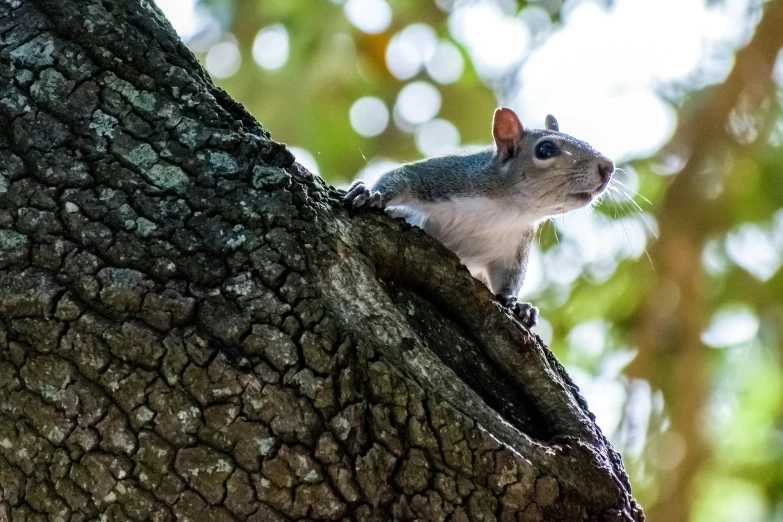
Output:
[{"xmin": 385, "ymin": 283, "xmax": 543, "ymax": 439}]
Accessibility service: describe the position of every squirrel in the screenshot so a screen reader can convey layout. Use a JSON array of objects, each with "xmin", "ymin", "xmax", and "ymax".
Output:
[{"xmin": 344, "ymin": 107, "xmax": 614, "ymax": 329}]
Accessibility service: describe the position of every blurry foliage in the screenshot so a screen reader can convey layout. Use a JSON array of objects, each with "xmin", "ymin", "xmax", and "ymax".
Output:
[
  {"xmin": 198, "ymin": 0, "xmax": 496, "ymax": 181},
  {"xmin": 164, "ymin": 0, "xmax": 783, "ymax": 520}
]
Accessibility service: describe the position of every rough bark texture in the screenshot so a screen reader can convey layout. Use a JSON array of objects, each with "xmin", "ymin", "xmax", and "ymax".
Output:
[{"xmin": 0, "ymin": 1, "xmax": 642, "ymax": 521}]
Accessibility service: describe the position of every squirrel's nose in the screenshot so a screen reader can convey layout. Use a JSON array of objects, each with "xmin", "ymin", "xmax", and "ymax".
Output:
[{"xmin": 598, "ymin": 158, "xmax": 614, "ymax": 183}]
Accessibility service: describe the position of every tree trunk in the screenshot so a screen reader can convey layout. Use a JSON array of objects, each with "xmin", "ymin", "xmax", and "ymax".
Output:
[{"xmin": 0, "ymin": 1, "xmax": 642, "ymax": 521}]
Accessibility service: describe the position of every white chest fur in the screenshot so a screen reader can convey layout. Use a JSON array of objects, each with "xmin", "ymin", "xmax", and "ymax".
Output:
[{"xmin": 388, "ymin": 196, "xmax": 540, "ymax": 269}]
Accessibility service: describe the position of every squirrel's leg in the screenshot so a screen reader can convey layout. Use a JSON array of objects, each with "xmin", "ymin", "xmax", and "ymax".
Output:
[
  {"xmin": 344, "ymin": 171, "xmax": 411, "ymax": 210},
  {"xmin": 487, "ymin": 239, "xmax": 538, "ymax": 329}
]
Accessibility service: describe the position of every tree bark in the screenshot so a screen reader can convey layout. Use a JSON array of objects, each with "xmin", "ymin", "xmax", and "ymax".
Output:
[{"xmin": 0, "ymin": 1, "xmax": 642, "ymax": 521}]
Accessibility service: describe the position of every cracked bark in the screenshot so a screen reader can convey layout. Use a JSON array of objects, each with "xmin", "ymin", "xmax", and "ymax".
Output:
[{"xmin": 0, "ymin": 1, "xmax": 642, "ymax": 521}]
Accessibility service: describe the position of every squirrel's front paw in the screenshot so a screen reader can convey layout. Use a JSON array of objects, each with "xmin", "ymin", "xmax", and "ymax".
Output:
[
  {"xmin": 344, "ymin": 181, "xmax": 385, "ymax": 209},
  {"xmin": 497, "ymin": 295, "xmax": 538, "ymax": 329}
]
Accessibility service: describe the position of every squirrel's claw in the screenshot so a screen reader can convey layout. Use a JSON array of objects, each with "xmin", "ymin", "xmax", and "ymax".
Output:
[
  {"xmin": 514, "ymin": 302, "xmax": 538, "ymax": 329},
  {"xmin": 343, "ymin": 181, "xmax": 366, "ymax": 204},
  {"xmin": 497, "ymin": 295, "xmax": 538, "ymax": 329},
  {"xmin": 344, "ymin": 181, "xmax": 385, "ymax": 209},
  {"xmin": 367, "ymin": 191, "xmax": 384, "ymax": 208}
]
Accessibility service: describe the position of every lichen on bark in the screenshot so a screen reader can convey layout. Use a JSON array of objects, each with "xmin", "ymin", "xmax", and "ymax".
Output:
[{"xmin": 0, "ymin": 1, "xmax": 643, "ymax": 521}]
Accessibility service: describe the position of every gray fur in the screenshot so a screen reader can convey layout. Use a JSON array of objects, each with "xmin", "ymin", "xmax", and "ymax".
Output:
[{"xmin": 486, "ymin": 228, "xmax": 534, "ymax": 297}]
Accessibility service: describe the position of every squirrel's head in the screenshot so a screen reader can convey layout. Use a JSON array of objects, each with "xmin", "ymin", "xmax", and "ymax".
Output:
[{"xmin": 491, "ymin": 107, "xmax": 614, "ymax": 217}]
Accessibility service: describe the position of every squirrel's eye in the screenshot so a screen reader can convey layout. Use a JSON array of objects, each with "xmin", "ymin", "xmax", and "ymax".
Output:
[{"xmin": 535, "ymin": 140, "xmax": 559, "ymax": 160}]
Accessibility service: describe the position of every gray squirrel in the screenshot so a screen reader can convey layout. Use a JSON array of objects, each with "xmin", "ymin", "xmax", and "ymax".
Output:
[{"xmin": 344, "ymin": 107, "xmax": 614, "ymax": 328}]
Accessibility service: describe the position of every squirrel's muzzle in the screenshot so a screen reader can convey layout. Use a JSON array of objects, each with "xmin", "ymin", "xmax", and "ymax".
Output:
[{"xmin": 598, "ymin": 158, "xmax": 614, "ymax": 183}]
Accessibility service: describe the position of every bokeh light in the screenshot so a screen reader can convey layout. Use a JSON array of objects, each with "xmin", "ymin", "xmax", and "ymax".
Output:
[
  {"xmin": 205, "ymin": 40, "xmax": 241, "ymax": 79},
  {"xmin": 185, "ymin": 11, "xmax": 222, "ymax": 53},
  {"xmin": 425, "ymin": 41, "xmax": 465, "ymax": 84},
  {"xmin": 386, "ymin": 24, "xmax": 438, "ymax": 80},
  {"xmin": 726, "ymin": 221, "xmax": 783, "ymax": 281},
  {"xmin": 252, "ymin": 24, "xmax": 289, "ymax": 71},
  {"xmin": 415, "ymin": 118, "xmax": 460, "ymax": 157},
  {"xmin": 702, "ymin": 306, "xmax": 760, "ymax": 347},
  {"xmin": 449, "ymin": 0, "xmax": 531, "ymax": 78},
  {"xmin": 394, "ymin": 81, "xmax": 442, "ymax": 127},
  {"xmin": 344, "ymin": 0, "xmax": 392, "ymax": 34},
  {"xmin": 568, "ymin": 320, "xmax": 610, "ymax": 357},
  {"xmin": 349, "ymin": 97, "xmax": 390, "ymax": 137}
]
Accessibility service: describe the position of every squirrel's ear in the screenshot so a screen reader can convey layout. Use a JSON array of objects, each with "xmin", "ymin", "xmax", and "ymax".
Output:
[
  {"xmin": 545, "ymin": 114, "xmax": 559, "ymax": 132},
  {"xmin": 493, "ymin": 107, "xmax": 525, "ymax": 160}
]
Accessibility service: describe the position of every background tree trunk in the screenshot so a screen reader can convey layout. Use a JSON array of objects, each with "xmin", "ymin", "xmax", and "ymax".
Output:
[{"xmin": 0, "ymin": 1, "xmax": 642, "ymax": 521}]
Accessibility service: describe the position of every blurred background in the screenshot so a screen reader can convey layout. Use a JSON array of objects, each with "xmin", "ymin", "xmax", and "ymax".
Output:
[{"xmin": 154, "ymin": 0, "xmax": 783, "ymax": 520}]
